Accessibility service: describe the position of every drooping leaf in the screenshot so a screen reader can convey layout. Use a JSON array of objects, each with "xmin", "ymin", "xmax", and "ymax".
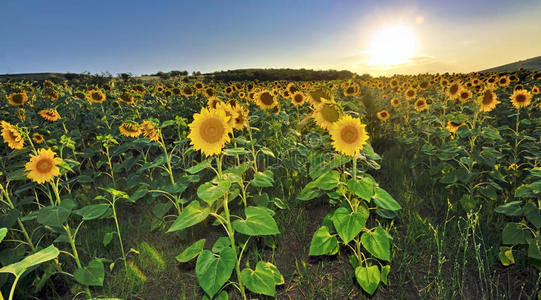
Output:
[
  {"xmin": 74, "ymin": 259, "xmax": 105, "ymax": 286},
  {"xmin": 499, "ymin": 246, "xmax": 515, "ymax": 266},
  {"xmin": 361, "ymin": 226, "xmax": 391, "ymax": 261},
  {"xmin": 167, "ymin": 201, "xmax": 209, "ymax": 233},
  {"xmin": 232, "ymin": 206, "xmax": 280, "ymax": 236},
  {"xmin": 495, "ymin": 201, "xmax": 523, "ymax": 217},
  {"xmin": 332, "ymin": 207, "xmax": 368, "ymax": 244},
  {"xmin": 176, "ymin": 239, "xmax": 206, "ymax": 263},
  {"xmin": 74, "ymin": 204, "xmax": 110, "ymax": 221},
  {"xmin": 250, "ymin": 170, "xmax": 274, "ymax": 188},
  {"xmin": 355, "ymin": 265, "xmax": 380, "ymax": 295},
  {"xmin": 0, "ymin": 245, "xmax": 59, "ymax": 276},
  {"xmin": 196, "ymin": 248, "xmax": 235, "ymax": 298},
  {"xmin": 309, "ymin": 226, "xmax": 338, "ymax": 256},
  {"xmin": 372, "ymin": 187, "xmax": 401, "ymax": 211},
  {"xmin": 197, "ymin": 180, "xmax": 231, "ymax": 206}
]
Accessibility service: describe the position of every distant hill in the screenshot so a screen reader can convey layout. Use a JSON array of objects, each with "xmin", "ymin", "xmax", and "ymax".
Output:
[
  {"xmin": 480, "ymin": 56, "xmax": 541, "ymax": 73},
  {"xmin": 0, "ymin": 72, "xmax": 70, "ymax": 82}
]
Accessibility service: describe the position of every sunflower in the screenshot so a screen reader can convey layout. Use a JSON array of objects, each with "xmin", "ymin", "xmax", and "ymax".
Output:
[
  {"xmin": 309, "ymin": 87, "xmax": 333, "ymax": 106},
  {"xmin": 232, "ymin": 106, "xmax": 249, "ymax": 130},
  {"xmin": 182, "ymin": 86, "xmax": 194, "ymax": 97},
  {"xmin": 377, "ymin": 110, "xmax": 390, "ymax": 122},
  {"xmin": 118, "ymin": 93, "xmax": 135, "ymax": 105},
  {"xmin": 204, "ymin": 87, "xmax": 215, "ymax": 98},
  {"xmin": 313, "ymin": 101, "xmax": 342, "ymax": 130},
  {"xmin": 171, "ymin": 87, "xmax": 181, "ymax": 95},
  {"xmin": 446, "ymin": 82, "xmax": 461, "ymax": 100},
  {"xmin": 207, "ymin": 97, "xmax": 221, "ymax": 109},
  {"xmin": 509, "ymin": 89, "xmax": 532, "ymax": 109},
  {"xmin": 224, "ymin": 86, "xmax": 235, "ymax": 96},
  {"xmin": 390, "ymin": 97, "xmax": 401, "ymax": 107},
  {"xmin": 272, "ymin": 105, "xmax": 281, "ymax": 115},
  {"xmin": 25, "ymin": 148, "xmax": 62, "ymax": 184},
  {"xmin": 414, "ymin": 98, "xmax": 428, "ymax": 112},
  {"xmin": 32, "ymin": 133, "xmax": 45, "ymax": 144},
  {"xmin": 477, "ymin": 89, "xmax": 500, "ymax": 112},
  {"xmin": 446, "ymin": 121, "xmax": 466, "ymax": 134},
  {"xmin": 404, "ymin": 88, "xmax": 417, "ymax": 100},
  {"xmin": 188, "ymin": 107, "xmax": 232, "ymax": 157},
  {"xmin": 291, "ymin": 92, "xmax": 305, "ymax": 106},
  {"xmin": 1, "ymin": 121, "xmax": 24, "ymax": 150},
  {"xmin": 141, "ymin": 121, "xmax": 159, "ymax": 142},
  {"xmin": 7, "ymin": 91, "xmax": 28, "ymax": 106},
  {"xmin": 532, "ymin": 73, "xmax": 541, "ymax": 81},
  {"xmin": 88, "ymin": 89, "xmax": 106, "ymax": 103},
  {"xmin": 343, "ymin": 84, "xmax": 361, "ymax": 96},
  {"xmin": 43, "ymin": 88, "xmax": 59, "ymax": 101},
  {"xmin": 329, "ymin": 115, "xmax": 369, "ymax": 156},
  {"xmin": 194, "ymin": 82, "xmax": 204, "ymax": 91},
  {"xmin": 215, "ymin": 102, "xmax": 237, "ymax": 127},
  {"xmin": 39, "ymin": 109, "xmax": 60, "ymax": 122},
  {"xmin": 498, "ymin": 75, "xmax": 510, "ymax": 87},
  {"xmin": 255, "ymin": 90, "xmax": 278, "ymax": 109},
  {"xmin": 532, "ymin": 85, "xmax": 540, "ymax": 95},
  {"xmin": 458, "ymin": 89, "xmax": 472, "ymax": 103},
  {"xmin": 119, "ymin": 122, "xmax": 142, "ymax": 138},
  {"xmin": 73, "ymin": 91, "xmax": 86, "ymax": 100}
]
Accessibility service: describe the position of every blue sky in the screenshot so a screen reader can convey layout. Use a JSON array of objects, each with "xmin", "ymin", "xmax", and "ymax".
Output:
[{"xmin": 1, "ymin": 0, "xmax": 540, "ymax": 75}]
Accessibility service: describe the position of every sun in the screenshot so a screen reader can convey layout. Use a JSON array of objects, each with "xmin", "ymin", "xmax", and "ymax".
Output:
[{"xmin": 367, "ymin": 24, "xmax": 418, "ymax": 66}]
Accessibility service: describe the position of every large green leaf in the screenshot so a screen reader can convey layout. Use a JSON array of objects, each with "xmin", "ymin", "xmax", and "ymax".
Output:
[
  {"xmin": 0, "ymin": 228, "xmax": 6, "ymax": 244},
  {"xmin": 314, "ymin": 171, "xmax": 340, "ymax": 191},
  {"xmin": 186, "ymin": 159, "xmax": 212, "ymax": 174},
  {"xmin": 502, "ymin": 222, "xmax": 530, "ymax": 245},
  {"xmin": 232, "ymin": 206, "xmax": 280, "ymax": 236},
  {"xmin": 296, "ymin": 182, "xmax": 320, "ymax": 201},
  {"xmin": 355, "ymin": 265, "xmax": 380, "ymax": 295},
  {"xmin": 372, "ymin": 187, "xmax": 401, "ymax": 211},
  {"xmin": 495, "ymin": 201, "xmax": 523, "ymax": 217},
  {"xmin": 309, "ymin": 226, "xmax": 338, "ymax": 256},
  {"xmin": 241, "ymin": 261, "xmax": 284, "ymax": 297},
  {"xmin": 0, "ymin": 245, "xmax": 59, "ymax": 276},
  {"xmin": 167, "ymin": 201, "xmax": 209, "ymax": 233},
  {"xmin": 196, "ymin": 247, "xmax": 236, "ymax": 298},
  {"xmin": 332, "ymin": 207, "xmax": 367, "ymax": 244},
  {"xmin": 197, "ymin": 179, "xmax": 231, "ymax": 206},
  {"xmin": 37, "ymin": 206, "xmax": 71, "ymax": 227},
  {"xmin": 523, "ymin": 203, "xmax": 541, "ymax": 228},
  {"xmin": 176, "ymin": 239, "xmax": 206, "ymax": 263},
  {"xmin": 74, "ymin": 259, "xmax": 105, "ymax": 286},
  {"xmin": 250, "ymin": 170, "xmax": 274, "ymax": 188},
  {"xmin": 347, "ymin": 177, "xmax": 375, "ymax": 201},
  {"xmin": 74, "ymin": 204, "xmax": 111, "ymax": 221},
  {"xmin": 361, "ymin": 226, "xmax": 391, "ymax": 261},
  {"xmin": 528, "ymin": 236, "xmax": 541, "ymax": 260}
]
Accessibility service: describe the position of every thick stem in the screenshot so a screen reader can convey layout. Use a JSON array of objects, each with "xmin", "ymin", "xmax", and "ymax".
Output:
[{"xmin": 111, "ymin": 201, "xmax": 128, "ymax": 274}]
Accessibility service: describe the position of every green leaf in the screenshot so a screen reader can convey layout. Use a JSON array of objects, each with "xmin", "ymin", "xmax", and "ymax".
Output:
[
  {"xmin": 499, "ymin": 246, "xmax": 515, "ymax": 266},
  {"xmin": 495, "ymin": 201, "xmax": 523, "ymax": 216},
  {"xmin": 197, "ymin": 180, "xmax": 231, "ymax": 206},
  {"xmin": 361, "ymin": 226, "xmax": 391, "ymax": 261},
  {"xmin": 250, "ymin": 170, "xmax": 274, "ymax": 188},
  {"xmin": 103, "ymin": 232, "xmax": 114, "ymax": 247},
  {"xmin": 186, "ymin": 159, "xmax": 212, "ymax": 174},
  {"xmin": 309, "ymin": 226, "xmax": 338, "ymax": 256},
  {"xmin": 332, "ymin": 207, "xmax": 368, "ymax": 244},
  {"xmin": 196, "ymin": 247, "xmax": 236, "ymax": 298},
  {"xmin": 260, "ymin": 147, "xmax": 275, "ymax": 158},
  {"xmin": 0, "ymin": 245, "xmax": 59, "ymax": 276},
  {"xmin": 381, "ymin": 265, "xmax": 390, "ymax": 285},
  {"xmin": 232, "ymin": 206, "xmax": 280, "ymax": 236},
  {"xmin": 528, "ymin": 236, "xmax": 541, "ymax": 260},
  {"xmin": 223, "ymin": 147, "xmax": 250, "ymax": 156},
  {"xmin": 74, "ymin": 204, "xmax": 111, "ymax": 221},
  {"xmin": 515, "ymin": 185, "xmax": 535, "ymax": 198},
  {"xmin": 523, "ymin": 203, "xmax": 541, "ymax": 228},
  {"xmin": 167, "ymin": 201, "xmax": 210, "ymax": 233},
  {"xmin": 241, "ymin": 261, "xmax": 283, "ymax": 297},
  {"xmin": 74, "ymin": 259, "xmax": 105, "ymax": 287},
  {"xmin": 314, "ymin": 171, "xmax": 340, "ymax": 191},
  {"xmin": 296, "ymin": 182, "xmax": 320, "ymax": 201},
  {"xmin": 159, "ymin": 120, "xmax": 176, "ymax": 128},
  {"xmin": 176, "ymin": 239, "xmax": 206, "ymax": 263},
  {"xmin": 502, "ymin": 222, "xmax": 530, "ymax": 245},
  {"xmin": 347, "ymin": 177, "xmax": 375, "ymax": 201},
  {"xmin": 37, "ymin": 206, "xmax": 71, "ymax": 227},
  {"xmin": 355, "ymin": 265, "xmax": 380, "ymax": 295},
  {"xmin": 212, "ymin": 237, "xmax": 231, "ymax": 253},
  {"xmin": 373, "ymin": 187, "xmax": 401, "ymax": 211},
  {"xmin": 0, "ymin": 228, "xmax": 6, "ymax": 244}
]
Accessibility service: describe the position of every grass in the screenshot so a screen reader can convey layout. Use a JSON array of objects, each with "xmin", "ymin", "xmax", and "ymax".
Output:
[{"xmin": 63, "ymin": 136, "xmax": 540, "ymax": 299}]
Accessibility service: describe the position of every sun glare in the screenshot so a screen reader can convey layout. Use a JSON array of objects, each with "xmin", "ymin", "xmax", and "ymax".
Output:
[{"xmin": 368, "ymin": 24, "xmax": 417, "ymax": 66}]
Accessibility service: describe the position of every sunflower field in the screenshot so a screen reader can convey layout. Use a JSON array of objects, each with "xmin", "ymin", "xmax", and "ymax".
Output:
[{"xmin": 0, "ymin": 71, "xmax": 540, "ymax": 299}]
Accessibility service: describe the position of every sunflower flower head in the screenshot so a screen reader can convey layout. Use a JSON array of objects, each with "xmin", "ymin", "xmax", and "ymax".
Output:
[
  {"xmin": 188, "ymin": 107, "xmax": 232, "ymax": 157},
  {"xmin": 1, "ymin": 121, "xmax": 24, "ymax": 150},
  {"xmin": 509, "ymin": 89, "xmax": 532, "ymax": 109},
  {"xmin": 329, "ymin": 115, "xmax": 369, "ymax": 157},
  {"xmin": 25, "ymin": 148, "xmax": 62, "ymax": 184}
]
